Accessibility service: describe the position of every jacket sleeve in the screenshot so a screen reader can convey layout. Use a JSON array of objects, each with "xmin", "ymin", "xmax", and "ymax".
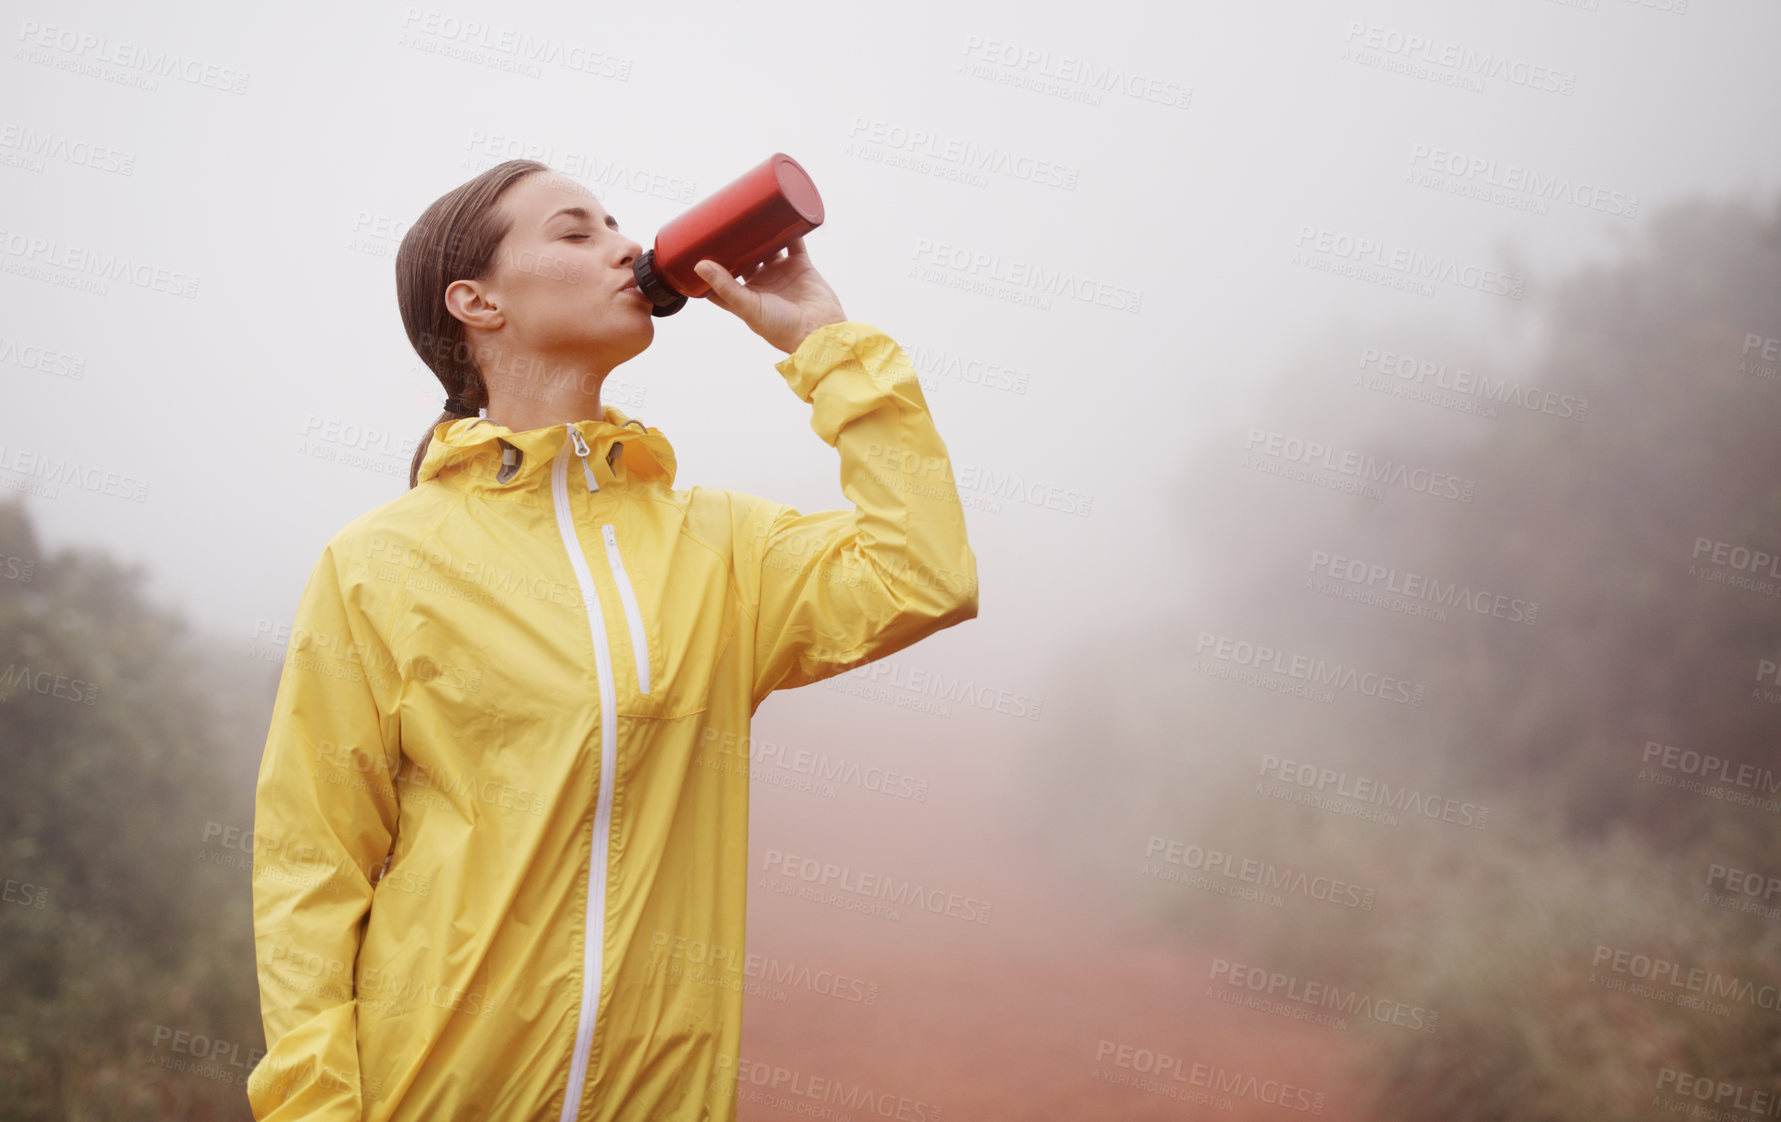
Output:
[
  {"xmin": 736, "ymin": 319, "xmax": 979, "ymax": 709},
  {"xmin": 247, "ymin": 539, "xmax": 403, "ymax": 1121}
]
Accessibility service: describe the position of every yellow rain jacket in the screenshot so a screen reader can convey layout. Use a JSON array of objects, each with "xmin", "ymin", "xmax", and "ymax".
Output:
[{"xmin": 248, "ymin": 320, "xmax": 978, "ymax": 1121}]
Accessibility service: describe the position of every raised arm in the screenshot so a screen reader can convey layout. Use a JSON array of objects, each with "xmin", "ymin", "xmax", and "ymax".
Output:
[
  {"xmin": 733, "ymin": 319, "xmax": 979, "ymax": 706},
  {"xmin": 692, "ymin": 243, "xmax": 979, "ymax": 708}
]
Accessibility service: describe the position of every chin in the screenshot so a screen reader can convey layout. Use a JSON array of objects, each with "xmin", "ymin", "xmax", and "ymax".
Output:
[{"xmin": 611, "ymin": 320, "xmax": 653, "ymax": 364}]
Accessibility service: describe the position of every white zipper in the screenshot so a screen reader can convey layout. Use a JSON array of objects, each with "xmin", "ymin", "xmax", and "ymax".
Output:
[
  {"xmin": 570, "ymin": 427, "xmax": 649, "ymax": 696},
  {"xmin": 568, "ymin": 427, "xmax": 599, "ymax": 493},
  {"xmin": 551, "ymin": 432, "xmax": 617, "ymax": 1122},
  {"xmin": 600, "ymin": 523, "xmax": 650, "ymax": 695}
]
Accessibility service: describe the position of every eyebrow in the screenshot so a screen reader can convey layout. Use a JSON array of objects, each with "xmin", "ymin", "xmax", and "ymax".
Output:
[{"xmin": 545, "ymin": 206, "xmax": 619, "ymax": 229}]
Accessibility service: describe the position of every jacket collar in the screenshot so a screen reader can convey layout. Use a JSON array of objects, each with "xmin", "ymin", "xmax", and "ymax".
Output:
[{"xmin": 416, "ymin": 404, "xmax": 677, "ymax": 493}]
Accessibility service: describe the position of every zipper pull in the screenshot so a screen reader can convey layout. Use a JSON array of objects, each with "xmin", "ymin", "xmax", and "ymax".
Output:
[{"xmin": 568, "ymin": 427, "xmax": 598, "ymax": 493}]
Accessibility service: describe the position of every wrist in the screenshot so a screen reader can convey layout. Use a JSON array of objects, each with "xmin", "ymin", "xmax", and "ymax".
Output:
[{"xmin": 782, "ymin": 313, "xmax": 848, "ymax": 355}]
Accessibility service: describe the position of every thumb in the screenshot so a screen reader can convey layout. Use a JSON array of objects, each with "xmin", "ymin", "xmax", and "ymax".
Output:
[
  {"xmin": 693, "ymin": 259, "xmax": 763, "ymax": 327},
  {"xmin": 694, "ymin": 260, "xmax": 742, "ymax": 305}
]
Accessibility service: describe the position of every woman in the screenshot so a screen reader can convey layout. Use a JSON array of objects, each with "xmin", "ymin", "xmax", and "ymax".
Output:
[{"xmin": 247, "ymin": 159, "xmax": 978, "ymax": 1122}]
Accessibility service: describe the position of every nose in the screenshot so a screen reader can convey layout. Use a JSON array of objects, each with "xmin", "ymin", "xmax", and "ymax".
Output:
[{"xmin": 616, "ymin": 234, "xmax": 645, "ymax": 267}]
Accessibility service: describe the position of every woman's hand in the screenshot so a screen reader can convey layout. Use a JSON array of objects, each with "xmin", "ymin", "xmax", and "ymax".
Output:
[{"xmin": 691, "ymin": 237, "xmax": 847, "ymax": 355}]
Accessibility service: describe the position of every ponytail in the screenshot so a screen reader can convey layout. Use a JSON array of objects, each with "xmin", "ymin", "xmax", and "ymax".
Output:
[
  {"xmin": 409, "ymin": 410, "xmax": 459, "ymax": 491},
  {"xmin": 396, "ymin": 158, "xmax": 551, "ymax": 489}
]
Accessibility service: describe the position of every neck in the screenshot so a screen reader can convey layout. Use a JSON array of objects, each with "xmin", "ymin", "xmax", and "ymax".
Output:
[{"xmin": 478, "ymin": 346, "xmax": 612, "ymax": 433}]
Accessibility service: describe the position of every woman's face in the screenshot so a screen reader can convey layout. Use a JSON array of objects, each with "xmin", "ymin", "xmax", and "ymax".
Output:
[{"xmin": 470, "ymin": 171, "xmax": 654, "ymax": 371}]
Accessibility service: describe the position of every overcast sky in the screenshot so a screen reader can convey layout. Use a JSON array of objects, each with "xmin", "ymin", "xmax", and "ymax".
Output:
[{"xmin": 4, "ymin": 0, "xmax": 1778, "ymax": 693}]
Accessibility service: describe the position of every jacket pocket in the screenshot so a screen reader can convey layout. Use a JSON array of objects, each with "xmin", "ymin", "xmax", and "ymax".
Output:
[{"xmin": 602, "ymin": 523, "xmax": 726, "ymax": 721}]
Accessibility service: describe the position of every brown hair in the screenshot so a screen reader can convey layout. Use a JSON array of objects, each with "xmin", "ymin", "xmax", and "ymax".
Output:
[{"xmin": 396, "ymin": 159, "xmax": 551, "ymax": 489}]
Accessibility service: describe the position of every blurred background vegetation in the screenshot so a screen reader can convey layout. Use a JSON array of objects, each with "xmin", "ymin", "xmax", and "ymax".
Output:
[
  {"xmin": 1025, "ymin": 191, "xmax": 1781, "ymax": 1120},
  {"xmin": 4, "ymin": 190, "xmax": 1779, "ymax": 1119},
  {"xmin": 0, "ymin": 500, "xmax": 274, "ymax": 1120}
]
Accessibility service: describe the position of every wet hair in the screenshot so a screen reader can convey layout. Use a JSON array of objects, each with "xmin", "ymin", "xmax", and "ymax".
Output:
[{"xmin": 395, "ymin": 159, "xmax": 550, "ymax": 488}]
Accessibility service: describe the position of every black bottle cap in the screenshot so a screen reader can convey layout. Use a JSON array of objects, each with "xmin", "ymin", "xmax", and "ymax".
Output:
[{"xmin": 633, "ymin": 250, "xmax": 688, "ymax": 317}]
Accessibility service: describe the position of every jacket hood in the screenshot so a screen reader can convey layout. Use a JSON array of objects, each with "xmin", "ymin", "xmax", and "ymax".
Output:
[{"xmin": 416, "ymin": 404, "xmax": 678, "ymax": 492}]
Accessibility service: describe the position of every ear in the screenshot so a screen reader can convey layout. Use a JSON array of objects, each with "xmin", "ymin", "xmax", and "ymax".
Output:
[{"xmin": 445, "ymin": 278, "xmax": 504, "ymax": 330}]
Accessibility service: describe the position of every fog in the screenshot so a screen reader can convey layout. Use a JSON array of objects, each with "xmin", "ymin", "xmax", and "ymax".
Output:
[
  {"xmin": 5, "ymin": 1, "xmax": 1769, "ymax": 661},
  {"xmin": 5, "ymin": 0, "xmax": 1780, "ymax": 1118}
]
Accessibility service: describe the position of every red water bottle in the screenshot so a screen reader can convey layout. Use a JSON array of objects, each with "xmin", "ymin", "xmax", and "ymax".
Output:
[{"xmin": 631, "ymin": 152, "xmax": 825, "ymax": 317}]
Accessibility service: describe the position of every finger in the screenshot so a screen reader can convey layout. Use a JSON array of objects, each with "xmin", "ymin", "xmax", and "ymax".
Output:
[
  {"xmin": 748, "ymin": 247, "xmax": 792, "ymax": 279},
  {"xmin": 694, "ymin": 260, "xmax": 741, "ymax": 305},
  {"xmin": 693, "ymin": 260, "xmax": 761, "ymax": 322},
  {"xmin": 787, "ymin": 237, "xmax": 808, "ymax": 256}
]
